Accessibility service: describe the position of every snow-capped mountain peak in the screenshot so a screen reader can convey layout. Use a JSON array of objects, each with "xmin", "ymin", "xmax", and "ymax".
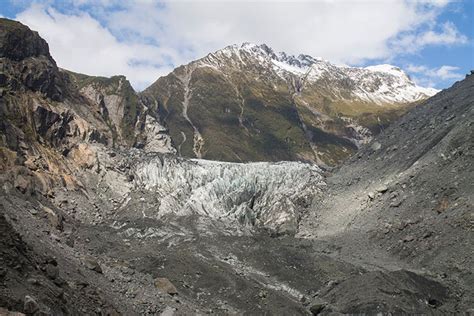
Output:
[
  {"xmin": 365, "ymin": 64, "xmax": 405, "ymax": 76},
  {"xmin": 201, "ymin": 42, "xmax": 438, "ymax": 105}
]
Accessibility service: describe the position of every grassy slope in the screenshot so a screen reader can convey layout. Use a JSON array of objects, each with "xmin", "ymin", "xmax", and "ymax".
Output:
[{"xmin": 142, "ymin": 64, "xmax": 420, "ymax": 165}]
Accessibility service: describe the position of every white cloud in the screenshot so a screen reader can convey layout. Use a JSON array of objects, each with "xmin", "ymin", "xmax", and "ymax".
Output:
[
  {"xmin": 16, "ymin": 4, "xmax": 176, "ymax": 90},
  {"xmin": 419, "ymin": 22, "xmax": 468, "ymax": 45},
  {"xmin": 103, "ymin": 0, "xmax": 467, "ymax": 64},
  {"xmin": 407, "ymin": 64, "xmax": 464, "ymax": 87},
  {"xmin": 131, "ymin": 0, "xmax": 422, "ymax": 63},
  {"xmin": 12, "ymin": 0, "xmax": 469, "ymax": 90},
  {"xmin": 393, "ymin": 21, "xmax": 467, "ymax": 54}
]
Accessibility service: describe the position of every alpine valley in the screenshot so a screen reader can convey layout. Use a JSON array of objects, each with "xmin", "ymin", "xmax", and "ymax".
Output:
[{"xmin": 0, "ymin": 18, "xmax": 473, "ymax": 316}]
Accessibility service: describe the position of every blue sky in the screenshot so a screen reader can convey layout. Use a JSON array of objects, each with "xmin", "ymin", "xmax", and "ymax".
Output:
[{"xmin": 1, "ymin": 0, "xmax": 472, "ymax": 90}]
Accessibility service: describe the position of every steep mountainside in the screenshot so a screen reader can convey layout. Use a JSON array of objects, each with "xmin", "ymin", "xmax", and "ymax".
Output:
[
  {"xmin": 0, "ymin": 18, "xmax": 174, "ymax": 197},
  {"xmin": 143, "ymin": 43, "xmax": 437, "ymax": 165},
  {"xmin": 66, "ymin": 70, "xmax": 174, "ymax": 152},
  {"xmin": 299, "ymin": 73, "xmax": 474, "ymax": 311}
]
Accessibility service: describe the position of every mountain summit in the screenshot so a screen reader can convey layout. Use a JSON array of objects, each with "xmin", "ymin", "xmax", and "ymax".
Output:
[
  {"xmin": 209, "ymin": 43, "xmax": 437, "ymax": 104},
  {"xmin": 143, "ymin": 42, "xmax": 437, "ymax": 165}
]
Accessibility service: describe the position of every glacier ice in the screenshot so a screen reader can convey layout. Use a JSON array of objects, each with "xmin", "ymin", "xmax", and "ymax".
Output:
[{"xmin": 133, "ymin": 156, "xmax": 325, "ymax": 234}]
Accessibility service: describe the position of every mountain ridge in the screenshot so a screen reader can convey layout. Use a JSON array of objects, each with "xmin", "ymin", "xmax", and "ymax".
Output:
[
  {"xmin": 183, "ymin": 42, "xmax": 438, "ymax": 104},
  {"xmin": 142, "ymin": 42, "xmax": 437, "ymax": 165}
]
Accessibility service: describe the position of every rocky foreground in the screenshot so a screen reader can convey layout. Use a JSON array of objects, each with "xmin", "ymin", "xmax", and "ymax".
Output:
[{"xmin": 0, "ymin": 18, "xmax": 473, "ymax": 315}]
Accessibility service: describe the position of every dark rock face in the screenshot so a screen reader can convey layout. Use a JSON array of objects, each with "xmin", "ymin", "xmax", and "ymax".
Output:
[
  {"xmin": 0, "ymin": 19, "xmax": 68, "ymax": 101},
  {"xmin": 0, "ymin": 18, "xmax": 51, "ymax": 61},
  {"xmin": 0, "ymin": 52, "xmax": 69, "ymax": 102}
]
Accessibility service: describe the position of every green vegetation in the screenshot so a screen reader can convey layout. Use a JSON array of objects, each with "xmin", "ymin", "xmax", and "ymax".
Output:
[{"xmin": 140, "ymin": 62, "xmax": 417, "ymax": 165}]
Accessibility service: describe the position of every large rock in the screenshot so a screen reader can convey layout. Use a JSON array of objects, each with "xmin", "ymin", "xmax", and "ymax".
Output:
[
  {"xmin": 154, "ymin": 277, "xmax": 178, "ymax": 295},
  {"xmin": 42, "ymin": 205, "xmax": 63, "ymax": 231},
  {"xmin": 82, "ymin": 256, "xmax": 103, "ymax": 274},
  {"xmin": 309, "ymin": 302, "xmax": 326, "ymax": 315},
  {"xmin": 23, "ymin": 295, "xmax": 39, "ymax": 314},
  {"xmin": 14, "ymin": 175, "xmax": 30, "ymax": 194}
]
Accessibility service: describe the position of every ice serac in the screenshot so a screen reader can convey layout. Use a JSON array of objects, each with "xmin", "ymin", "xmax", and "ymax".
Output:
[
  {"xmin": 133, "ymin": 156, "xmax": 324, "ymax": 235},
  {"xmin": 143, "ymin": 42, "xmax": 438, "ymax": 165}
]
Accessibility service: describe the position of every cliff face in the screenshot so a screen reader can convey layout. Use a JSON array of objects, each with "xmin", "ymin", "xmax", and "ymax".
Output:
[
  {"xmin": 0, "ymin": 19, "xmax": 69, "ymax": 102},
  {"xmin": 0, "ymin": 18, "xmax": 174, "ymax": 198},
  {"xmin": 66, "ymin": 71, "xmax": 174, "ymax": 152}
]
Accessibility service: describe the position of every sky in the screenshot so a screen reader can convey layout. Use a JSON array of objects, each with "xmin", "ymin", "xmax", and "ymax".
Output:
[{"xmin": 1, "ymin": 0, "xmax": 473, "ymax": 91}]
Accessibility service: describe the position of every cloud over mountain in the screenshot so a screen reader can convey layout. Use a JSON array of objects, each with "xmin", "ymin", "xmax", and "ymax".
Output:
[{"xmin": 12, "ymin": 0, "xmax": 469, "ymax": 90}]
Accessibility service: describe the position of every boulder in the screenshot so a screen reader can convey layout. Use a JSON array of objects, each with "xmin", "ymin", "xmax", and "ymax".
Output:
[
  {"xmin": 154, "ymin": 277, "xmax": 178, "ymax": 295},
  {"xmin": 371, "ymin": 141, "xmax": 381, "ymax": 151},
  {"xmin": 23, "ymin": 295, "xmax": 39, "ymax": 314},
  {"xmin": 14, "ymin": 175, "xmax": 30, "ymax": 194},
  {"xmin": 368, "ymin": 192, "xmax": 376, "ymax": 200},
  {"xmin": 390, "ymin": 200, "xmax": 402, "ymax": 207},
  {"xmin": 82, "ymin": 256, "xmax": 102, "ymax": 274},
  {"xmin": 376, "ymin": 185, "xmax": 388, "ymax": 193},
  {"xmin": 309, "ymin": 299, "xmax": 327, "ymax": 315},
  {"xmin": 45, "ymin": 264, "xmax": 59, "ymax": 280},
  {"xmin": 42, "ymin": 205, "xmax": 63, "ymax": 231}
]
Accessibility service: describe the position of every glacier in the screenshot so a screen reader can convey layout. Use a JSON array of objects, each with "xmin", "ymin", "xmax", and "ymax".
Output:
[{"xmin": 131, "ymin": 155, "xmax": 325, "ymax": 235}]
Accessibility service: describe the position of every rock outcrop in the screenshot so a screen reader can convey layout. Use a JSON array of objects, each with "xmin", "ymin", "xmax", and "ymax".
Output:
[
  {"xmin": 67, "ymin": 71, "xmax": 175, "ymax": 152},
  {"xmin": 0, "ymin": 18, "xmax": 175, "ymax": 198}
]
